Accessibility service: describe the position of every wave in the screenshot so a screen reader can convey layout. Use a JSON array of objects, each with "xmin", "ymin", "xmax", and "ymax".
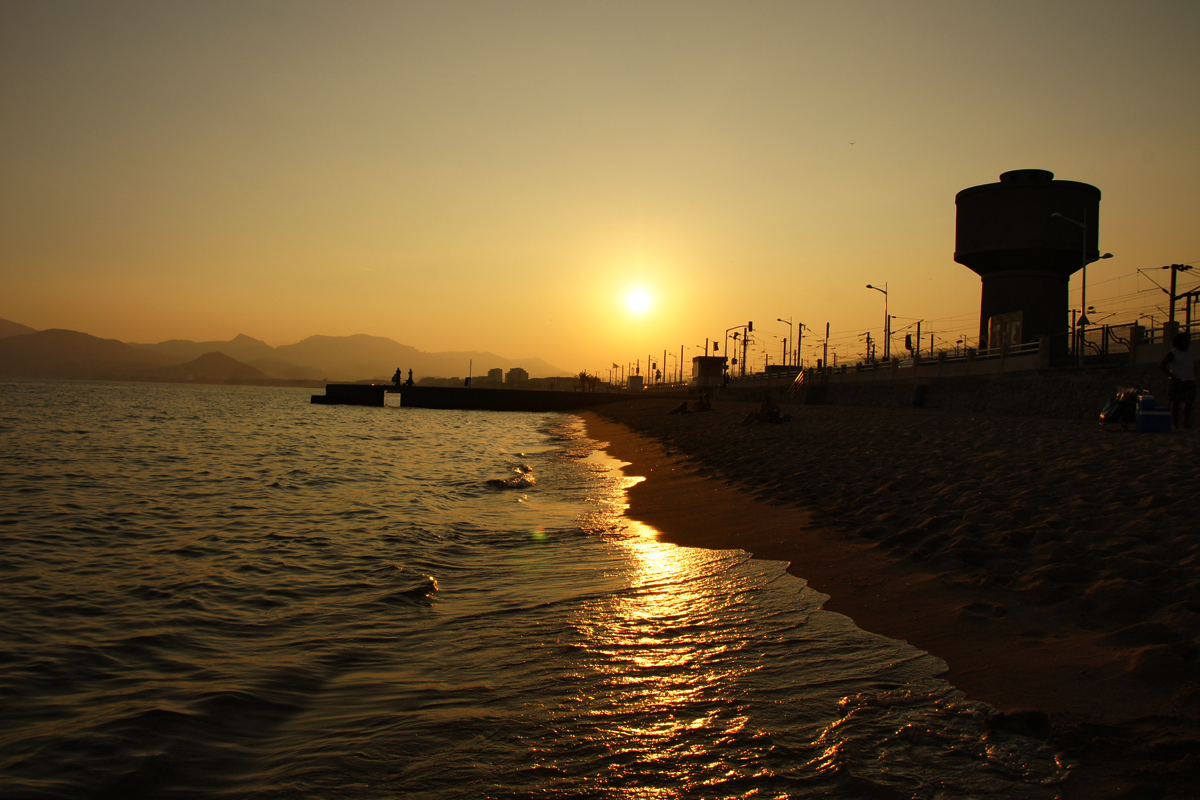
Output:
[{"xmin": 487, "ymin": 463, "xmax": 536, "ymax": 489}]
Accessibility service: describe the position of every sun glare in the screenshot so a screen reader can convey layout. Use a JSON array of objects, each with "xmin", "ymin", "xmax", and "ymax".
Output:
[{"xmin": 625, "ymin": 287, "xmax": 653, "ymax": 316}]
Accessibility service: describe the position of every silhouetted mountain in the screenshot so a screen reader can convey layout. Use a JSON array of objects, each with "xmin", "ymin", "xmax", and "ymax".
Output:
[
  {"xmin": 143, "ymin": 352, "xmax": 270, "ymax": 384},
  {"xmin": 0, "ymin": 329, "xmax": 172, "ymax": 379},
  {"xmin": 241, "ymin": 357, "xmax": 326, "ymax": 381},
  {"xmin": 129, "ymin": 333, "xmax": 277, "ymax": 363},
  {"xmin": 0, "ymin": 323, "xmax": 570, "ymax": 384},
  {"xmin": 129, "ymin": 334, "xmax": 326, "ymax": 380},
  {"xmin": 275, "ymin": 335, "xmax": 425, "ymax": 381},
  {"xmin": 276, "ymin": 334, "xmax": 567, "ymax": 381},
  {"xmin": 0, "ymin": 318, "xmax": 38, "ymax": 339}
]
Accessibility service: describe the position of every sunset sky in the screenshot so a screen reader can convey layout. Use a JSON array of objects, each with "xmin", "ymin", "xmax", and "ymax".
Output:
[{"xmin": 3, "ymin": 1, "xmax": 1198, "ymax": 374}]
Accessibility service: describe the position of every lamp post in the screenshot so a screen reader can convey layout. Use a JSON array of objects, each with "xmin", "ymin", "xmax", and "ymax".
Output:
[
  {"xmin": 776, "ymin": 317, "xmax": 793, "ymax": 368},
  {"xmin": 723, "ymin": 322, "xmax": 753, "ymax": 379},
  {"xmin": 1051, "ymin": 211, "xmax": 1112, "ymax": 364},
  {"xmin": 866, "ymin": 284, "xmax": 889, "ymax": 360}
]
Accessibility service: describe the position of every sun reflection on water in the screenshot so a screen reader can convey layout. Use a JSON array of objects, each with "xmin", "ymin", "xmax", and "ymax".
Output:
[{"xmin": 566, "ymin": 457, "xmax": 764, "ymax": 790}]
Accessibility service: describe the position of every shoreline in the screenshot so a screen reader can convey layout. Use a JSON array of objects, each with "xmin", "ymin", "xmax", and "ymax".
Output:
[{"xmin": 579, "ymin": 402, "xmax": 1200, "ymax": 799}]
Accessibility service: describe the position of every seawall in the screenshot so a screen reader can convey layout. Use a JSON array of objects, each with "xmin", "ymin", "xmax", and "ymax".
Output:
[{"xmin": 801, "ymin": 363, "xmax": 1168, "ymax": 421}]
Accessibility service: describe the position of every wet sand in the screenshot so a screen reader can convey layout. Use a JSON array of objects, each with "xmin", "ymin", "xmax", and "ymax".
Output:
[{"xmin": 581, "ymin": 399, "xmax": 1200, "ymax": 799}]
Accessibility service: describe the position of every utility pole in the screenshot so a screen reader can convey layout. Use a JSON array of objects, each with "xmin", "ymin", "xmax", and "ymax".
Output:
[
  {"xmin": 823, "ymin": 322, "xmax": 829, "ymax": 370},
  {"xmin": 1165, "ymin": 264, "xmax": 1194, "ymax": 337},
  {"xmin": 742, "ymin": 329, "xmax": 750, "ymax": 378}
]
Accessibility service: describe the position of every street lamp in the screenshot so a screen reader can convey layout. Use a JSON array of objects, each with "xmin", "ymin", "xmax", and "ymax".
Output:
[
  {"xmin": 724, "ymin": 322, "xmax": 753, "ymax": 378},
  {"xmin": 866, "ymin": 283, "xmax": 889, "ymax": 360},
  {"xmin": 1051, "ymin": 211, "xmax": 1112, "ymax": 364},
  {"xmin": 776, "ymin": 318, "xmax": 793, "ymax": 368}
]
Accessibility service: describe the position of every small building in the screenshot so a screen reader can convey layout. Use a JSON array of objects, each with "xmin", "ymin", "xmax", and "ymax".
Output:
[
  {"xmin": 487, "ymin": 368, "xmax": 503, "ymax": 384},
  {"xmin": 691, "ymin": 356, "xmax": 727, "ymax": 388},
  {"xmin": 505, "ymin": 367, "xmax": 529, "ymax": 386}
]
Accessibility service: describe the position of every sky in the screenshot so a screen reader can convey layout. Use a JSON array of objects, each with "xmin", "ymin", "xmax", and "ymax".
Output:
[{"xmin": 2, "ymin": 0, "xmax": 1198, "ymax": 375}]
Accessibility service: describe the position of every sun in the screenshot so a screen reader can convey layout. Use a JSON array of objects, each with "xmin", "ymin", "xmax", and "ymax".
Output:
[{"xmin": 625, "ymin": 287, "xmax": 653, "ymax": 316}]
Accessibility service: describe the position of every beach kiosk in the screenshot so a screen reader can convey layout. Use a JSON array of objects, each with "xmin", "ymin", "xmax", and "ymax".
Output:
[{"xmin": 691, "ymin": 356, "xmax": 726, "ymax": 389}]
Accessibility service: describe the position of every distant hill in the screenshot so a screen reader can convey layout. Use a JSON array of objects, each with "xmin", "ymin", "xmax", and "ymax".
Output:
[
  {"xmin": 128, "ymin": 332, "xmax": 278, "ymax": 363},
  {"xmin": 276, "ymin": 334, "xmax": 424, "ymax": 382},
  {"xmin": 276, "ymin": 334, "xmax": 568, "ymax": 381},
  {"xmin": 0, "ymin": 319, "xmax": 571, "ymax": 383},
  {"xmin": 0, "ymin": 318, "xmax": 38, "ymax": 339},
  {"xmin": 129, "ymin": 333, "xmax": 326, "ymax": 380},
  {"xmin": 0, "ymin": 329, "xmax": 173, "ymax": 379},
  {"xmin": 143, "ymin": 352, "xmax": 270, "ymax": 384}
]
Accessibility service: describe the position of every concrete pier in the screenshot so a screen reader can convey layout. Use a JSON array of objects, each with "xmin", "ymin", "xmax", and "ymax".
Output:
[
  {"xmin": 310, "ymin": 383, "xmax": 643, "ymax": 412},
  {"xmin": 310, "ymin": 383, "xmax": 389, "ymax": 406}
]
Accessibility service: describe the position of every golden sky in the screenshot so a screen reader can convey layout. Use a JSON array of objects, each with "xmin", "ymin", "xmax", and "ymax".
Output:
[{"xmin": 2, "ymin": 1, "xmax": 1198, "ymax": 373}]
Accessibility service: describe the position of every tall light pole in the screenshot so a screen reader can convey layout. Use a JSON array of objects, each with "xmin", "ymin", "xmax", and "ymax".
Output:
[
  {"xmin": 776, "ymin": 317, "xmax": 793, "ymax": 367},
  {"xmin": 723, "ymin": 322, "xmax": 753, "ymax": 378},
  {"xmin": 866, "ymin": 283, "xmax": 888, "ymax": 360},
  {"xmin": 1051, "ymin": 211, "xmax": 1112, "ymax": 364}
]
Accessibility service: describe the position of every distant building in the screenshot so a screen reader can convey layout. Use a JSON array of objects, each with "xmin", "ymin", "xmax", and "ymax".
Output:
[
  {"xmin": 505, "ymin": 367, "xmax": 529, "ymax": 386},
  {"xmin": 487, "ymin": 368, "xmax": 503, "ymax": 384},
  {"xmin": 691, "ymin": 356, "xmax": 726, "ymax": 388},
  {"xmin": 417, "ymin": 376, "xmax": 463, "ymax": 388}
]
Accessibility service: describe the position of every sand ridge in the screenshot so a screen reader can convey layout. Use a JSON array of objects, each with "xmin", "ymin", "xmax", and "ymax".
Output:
[{"xmin": 581, "ymin": 399, "xmax": 1200, "ymax": 799}]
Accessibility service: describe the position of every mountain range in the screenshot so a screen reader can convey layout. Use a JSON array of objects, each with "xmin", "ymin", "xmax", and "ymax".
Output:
[{"xmin": 0, "ymin": 319, "xmax": 569, "ymax": 385}]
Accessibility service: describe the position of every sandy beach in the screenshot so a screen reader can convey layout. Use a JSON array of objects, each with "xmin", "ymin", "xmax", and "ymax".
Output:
[{"xmin": 582, "ymin": 399, "xmax": 1200, "ymax": 799}]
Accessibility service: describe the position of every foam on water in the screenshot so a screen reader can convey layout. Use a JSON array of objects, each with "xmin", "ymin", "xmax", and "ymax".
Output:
[{"xmin": 0, "ymin": 380, "xmax": 1068, "ymax": 798}]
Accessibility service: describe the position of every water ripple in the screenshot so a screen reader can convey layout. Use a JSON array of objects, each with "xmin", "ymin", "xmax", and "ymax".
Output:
[{"xmin": 0, "ymin": 381, "xmax": 1066, "ymax": 798}]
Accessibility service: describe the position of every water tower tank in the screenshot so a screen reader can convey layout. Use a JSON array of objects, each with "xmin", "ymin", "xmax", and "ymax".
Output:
[{"xmin": 954, "ymin": 169, "xmax": 1101, "ymax": 349}]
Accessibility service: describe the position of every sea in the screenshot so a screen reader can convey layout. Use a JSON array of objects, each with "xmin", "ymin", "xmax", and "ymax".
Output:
[{"xmin": 0, "ymin": 380, "xmax": 1068, "ymax": 799}]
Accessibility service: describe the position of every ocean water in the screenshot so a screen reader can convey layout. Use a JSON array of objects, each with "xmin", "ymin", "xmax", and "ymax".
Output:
[{"xmin": 0, "ymin": 380, "xmax": 1067, "ymax": 799}]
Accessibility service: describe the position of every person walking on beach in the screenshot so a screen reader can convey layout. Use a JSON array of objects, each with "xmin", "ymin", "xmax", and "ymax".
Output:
[{"xmin": 1160, "ymin": 332, "xmax": 1195, "ymax": 429}]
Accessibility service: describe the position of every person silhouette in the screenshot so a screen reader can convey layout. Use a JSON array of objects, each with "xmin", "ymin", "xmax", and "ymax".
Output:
[
  {"xmin": 392, "ymin": 367, "xmax": 402, "ymax": 387},
  {"xmin": 1160, "ymin": 332, "xmax": 1195, "ymax": 429}
]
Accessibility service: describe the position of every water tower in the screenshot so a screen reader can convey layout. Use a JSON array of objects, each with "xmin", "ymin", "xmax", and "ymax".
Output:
[{"xmin": 954, "ymin": 169, "xmax": 1101, "ymax": 350}]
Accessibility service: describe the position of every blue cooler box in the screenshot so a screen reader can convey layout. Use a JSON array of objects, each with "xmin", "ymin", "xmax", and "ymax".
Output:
[{"xmin": 1136, "ymin": 407, "xmax": 1172, "ymax": 433}]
